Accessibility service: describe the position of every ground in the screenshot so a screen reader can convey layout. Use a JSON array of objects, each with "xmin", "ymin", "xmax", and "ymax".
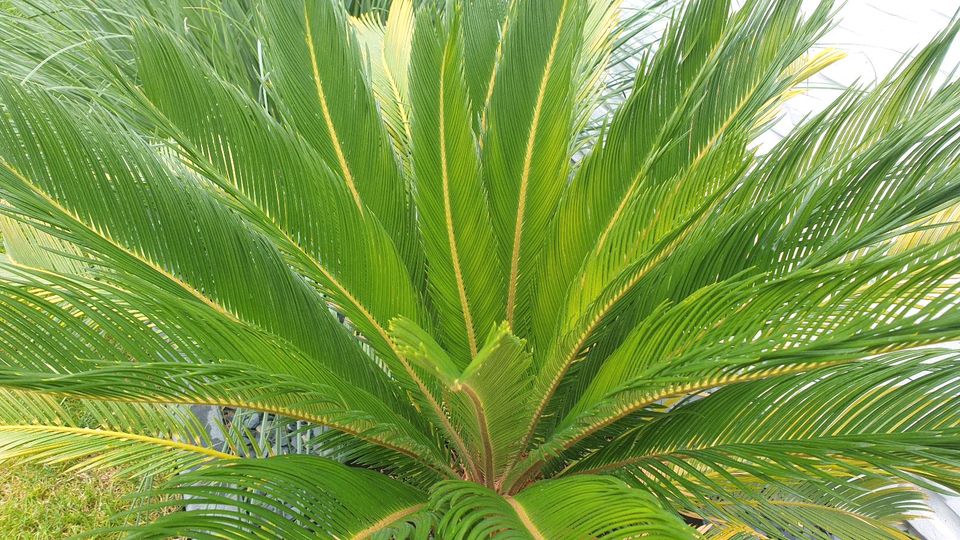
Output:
[{"xmin": 0, "ymin": 462, "xmax": 147, "ymax": 539}]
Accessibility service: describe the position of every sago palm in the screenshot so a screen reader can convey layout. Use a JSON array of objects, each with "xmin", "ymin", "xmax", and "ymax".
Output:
[{"xmin": 0, "ymin": 0, "xmax": 959, "ymax": 537}]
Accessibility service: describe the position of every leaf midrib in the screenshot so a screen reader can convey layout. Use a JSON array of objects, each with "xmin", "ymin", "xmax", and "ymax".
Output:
[
  {"xmin": 506, "ymin": 0, "xmax": 571, "ymax": 327},
  {"xmin": 304, "ymin": 4, "xmax": 364, "ymax": 212}
]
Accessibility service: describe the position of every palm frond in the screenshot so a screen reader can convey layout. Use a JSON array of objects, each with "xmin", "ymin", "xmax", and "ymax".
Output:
[
  {"xmin": 410, "ymin": 7, "xmax": 505, "ymax": 360},
  {"xmin": 521, "ymin": 235, "xmax": 960, "ymax": 470},
  {"xmin": 0, "ymin": 270, "xmax": 452, "ymax": 476},
  {"xmin": 0, "ymin": 389, "xmax": 232, "ymax": 477},
  {"xmin": 698, "ymin": 481, "xmax": 923, "ymax": 540},
  {"xmin": 259, "ymin": 0, "xmax": 420, "ymax": 276},
  {"xmin": 0, "ymin": 79, "xmax": 401, "ymax": 402},
  {"xmin": 0, "ymin": 0, "xmax": 957, "ymax": 537},
  {"xmin": 129, "ymin": 22, "xmax": 434, "ymax": 399},
  {"xmin": 568, "ymin": 350, "xmax": 960, "ymax": 496},
  {"xmin": 530, "ymin": 9, "xmax": 960, "ymax": 443},
  {"xmin": 432, "ymin": 475, "xmax": 695, "ymax": 538},
  {"xmin": 481, "ymin": 0, "xmax": 588, "ymax": 332},
  {"xmin": 118, "ymin": 455, "xmax": 430, "ymax": 540}
]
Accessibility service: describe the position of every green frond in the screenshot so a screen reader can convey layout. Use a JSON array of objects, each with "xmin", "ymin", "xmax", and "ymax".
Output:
[
  {"xmin": 481, "ymin": 0, "xmax": 588, "ymax": 333},
  {"xmin": 567, "ymin": 350, "xmax": 960, "ymax": 493},
  {"xmin": 118, "ymin": 455, "xmax": 430, "ymax": 540},
  {"xmin": 528, "ymin": 10, "xmax": 960, "ymax": 447},
  {"xmin": 259, "ymin": 0, "xmax": 420, "ymax": 276},
  {"xmin": 0, "ymin": 0, "xmax": 958, "ymax": 537},
  {"xmin": 410, "ymin": 7, "xmax": 505, "ymax": 360},
  {"xmin": 0, "ymin": 389, "xmax": 232, "ymax": 477},
  {"xmin": 461, "ymin": 0, "xmax": 509, "ymax": 131},
  {"xmin": 0, "ymin": 272, "xmax": 451, "ymax": 475},
  {"xmin": 431, "ymin": 475, "xmax": 695, "ymax": 538},
  {"xmin": 570, "ymin": 0, "xmax": 623, "ymax": 145},
  {"xmin": 527, "ymin": 0, "xmax": 838, "ymax": 442},
  {"xmin": 129, "ymin": 21, "xmax": 432, "ymax": 395},
  {"xmin": 0, "ymin": 78, "xmax": 402, "ymax": 404},
  {"xmin": 699, "ymin": 481, "xmax": 923, "ymax": 540},
  {"xmin": 520, "ymin": 235, "xmax": 960, "ymax": 467}
]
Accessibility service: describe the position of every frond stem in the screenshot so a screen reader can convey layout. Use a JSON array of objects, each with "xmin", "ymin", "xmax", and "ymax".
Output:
[{"xmin": 0, "ymin": 424, "xmax": 236, "ymax": 461}]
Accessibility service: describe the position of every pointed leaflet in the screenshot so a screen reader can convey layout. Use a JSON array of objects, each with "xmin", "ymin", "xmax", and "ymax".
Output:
[
  {"xmin": 410, "ymin": 9, "xmax": 504, "ymax": 360},
  {"xmin": 260, "ymin": 0, "xmax": 420, "ymax": 276},
  {"xmin": 481, "ymin": 0, "xmax": 587, "ymax": 332},
  {"xmin": 392, "ymin": 319, "xmax": 533, "ymax": 486}
]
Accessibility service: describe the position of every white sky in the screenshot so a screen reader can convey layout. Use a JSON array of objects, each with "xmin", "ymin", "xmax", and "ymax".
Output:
[
  {"xmin": 622, "ymin": 1, "xmax": 960, "ymax": 145},
  {"xmin": 769, "ymin": 1, "xmax": 960, "ymax": 144}
]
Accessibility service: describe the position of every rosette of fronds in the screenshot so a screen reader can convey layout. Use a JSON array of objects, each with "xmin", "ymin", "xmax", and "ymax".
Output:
[{"xmin": 0, "ymin": 0, "xmax": 958, "ymax": 537}]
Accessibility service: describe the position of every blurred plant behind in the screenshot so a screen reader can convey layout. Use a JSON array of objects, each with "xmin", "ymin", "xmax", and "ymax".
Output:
[{"xmin": 0, "ymin": 0, "xmax": 959, "ymax": 538}]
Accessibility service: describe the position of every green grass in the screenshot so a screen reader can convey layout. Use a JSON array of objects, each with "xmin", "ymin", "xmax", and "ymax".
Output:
[
  {"xmin": 0, "ymin": 462, "xmax": 144, "ymax": 539},
  {"xmin": 0, "ymin": 397, "xmax": 172, "ymax": 538}
]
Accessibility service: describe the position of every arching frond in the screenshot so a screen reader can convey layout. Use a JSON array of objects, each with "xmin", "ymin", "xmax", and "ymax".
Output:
[
  {"xmin": 0, "ymin": 271, "xmax": 451, "ymax": 476},
  {"xmin": 0, "ymin": 78, "xmax": 400, "ymax": 403},
  {"xmin": 698, "ymin": 481, "xmax": 923, "ymax": 540},
  {"xmin": 569, "ymin": 350, "xmax": 960, "ymax": 494},
  {"xmin": 529, "ymin": 11, "xmax": 960, "ymax": 445},
  {"xmin": 259, "ymin": 0, "xmax": 420, "ymax": 275},
  {"xmin": 0, "ymin": 389, "xmax": 233, "ymax": 477},
  {"xmin": 431, "ymin": 475, "xmax": 695, "ymax": 538},
  {"xmin": 128, "ymin": 22, "xmax": 435, "ymax": 405},
  {"xmin": 118, "ymin": 455, "xmax": 430, "ymax": 540},
  {"xmin": 481, "ymin": 0, "xmax": 588, "ymax": 332}
]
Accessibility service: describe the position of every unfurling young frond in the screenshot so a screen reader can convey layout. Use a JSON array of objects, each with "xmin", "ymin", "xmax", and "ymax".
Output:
[{"xmin": 0, "ymin": 0, "xmax": 958, "ymax": 538}]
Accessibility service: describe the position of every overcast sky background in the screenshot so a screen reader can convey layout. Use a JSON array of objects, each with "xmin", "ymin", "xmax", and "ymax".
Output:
[{"xmin": 777, "ymin": 1, "xmax": 960, "ymax": 142}]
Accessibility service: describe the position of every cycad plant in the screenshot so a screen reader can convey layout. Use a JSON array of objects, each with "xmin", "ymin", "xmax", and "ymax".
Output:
[{"xmin": 0, "ymin": 0, "xmax": 959, "ymax": 537}]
